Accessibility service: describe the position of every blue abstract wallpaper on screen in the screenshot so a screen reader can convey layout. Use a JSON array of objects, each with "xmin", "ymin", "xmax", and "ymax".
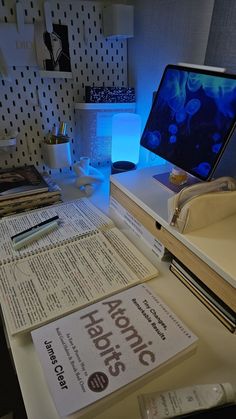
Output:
[{"xmin": 141, "ymin": 66, "xmax": 236, "ymax": 180}]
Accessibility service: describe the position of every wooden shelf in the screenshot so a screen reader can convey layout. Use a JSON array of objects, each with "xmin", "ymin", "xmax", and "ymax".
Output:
[{"xmin": 39, "ymin": 70, "xmax": 73, "ymax": 79}]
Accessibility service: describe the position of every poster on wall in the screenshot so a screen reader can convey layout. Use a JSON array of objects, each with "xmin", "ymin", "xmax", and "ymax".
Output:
[
  {"xmin": 0, "ymin": 23, "xmax": 37, "ymax": 75},
  {"xmin": 35, "ymin": 22, "xmax": 72, "ymax": 76}
]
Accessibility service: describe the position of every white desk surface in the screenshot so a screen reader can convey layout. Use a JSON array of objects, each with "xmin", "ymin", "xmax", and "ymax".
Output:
[
  {"xmin": 3, "ymin": 169, "xmax": 236, "ymax": 419},
  {"xmin": 110, "ymin": 165, "xmax": 236, "ymax": 289}
]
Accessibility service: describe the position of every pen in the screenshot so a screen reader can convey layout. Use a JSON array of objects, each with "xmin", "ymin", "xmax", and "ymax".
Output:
[
  {"xmin": 11, "ymin": 215, "xmax": 59, "ymax": 241},
  {"xmin": 12, "ymin": 220, "xmax": 59, "ymax": 251},
  {"xmin": 13, "ymin": 222, "xmax": 56, "ymax": 244}
]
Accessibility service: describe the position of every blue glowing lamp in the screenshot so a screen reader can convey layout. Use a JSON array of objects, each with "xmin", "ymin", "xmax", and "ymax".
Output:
[{"xmin": 111, "ymin": 113, "xmax": 141, "ymax": 173}]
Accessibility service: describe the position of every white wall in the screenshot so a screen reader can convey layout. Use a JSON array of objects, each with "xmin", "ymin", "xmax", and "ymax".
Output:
[
  {"xmin": 127, "ymin": 0, "xmax": 236, "ymax": 176},
  {"xmin": 128, "ymin": 0, "xmax": 215, "ymax": 127},
  {"xmin": 205, "ymin": 0, "xmax": 236, "ymax": 178},
  {"xmin": 128, "ymin": 0, "xmax": 215, "ymax": 165}
]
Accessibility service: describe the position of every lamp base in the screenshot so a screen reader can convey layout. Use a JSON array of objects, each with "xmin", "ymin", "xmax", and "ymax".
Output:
[{"xmin": 111, "ymin": 161, "xmax": 136, "ymax": 174}]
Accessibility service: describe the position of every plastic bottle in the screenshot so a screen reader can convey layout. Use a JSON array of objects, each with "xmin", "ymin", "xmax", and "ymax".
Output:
[{"xmin": 138, "ymin": 383, "xmax": 235, "ymax": 419}]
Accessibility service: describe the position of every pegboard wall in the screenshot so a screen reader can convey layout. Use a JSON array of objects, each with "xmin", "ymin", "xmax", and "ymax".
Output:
[{"xmin": 0, "ymin": 0, "xmax": 128, "ymax": 173}]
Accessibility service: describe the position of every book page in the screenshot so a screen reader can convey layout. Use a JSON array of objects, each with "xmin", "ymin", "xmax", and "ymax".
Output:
[
  {"xmin": 103, "ymin": 227, "xmax": 158, "ymax": 280},
  {"xmin": 31, "ymin": 284, "xmax": 198, "ymax": 417},
  {"xmin": 0, "ymin": 230, "xmax": 158, "ymax": 335},
  {"xmin": 0, "ymin": 198, "xmax": 114, "ymax": 262}
]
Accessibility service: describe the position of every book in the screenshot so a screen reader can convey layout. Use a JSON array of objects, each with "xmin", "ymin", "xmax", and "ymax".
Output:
[
  {"xmin": 31, "ymin": 283, "xmax": 198, "ymax": 417},
  {"xmin": 0, "ymin": 194, "xmax": 62, "ymax": 217},
  {"xmin": 0, "ymin": 172, "xmax": 62, "ymax": 217},
  {"xmin": 110, "ymin": 196, "xmax": 171, "ymax": 261},
  {"xmin": 170, "ymin": 258, "xmax": 236, "ymax": 333},
  {"xmin": 0, "ymin": 199, "xmax": 159, "ymax": 336},
  {"xmin": 0, "ymin": 165, "xmax": 49, "ymax": 200}
]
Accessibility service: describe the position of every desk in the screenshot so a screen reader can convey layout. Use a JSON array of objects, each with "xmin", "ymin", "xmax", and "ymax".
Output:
[{"xmin": 2, "ymin": 169, "xmax": 236, "ymax": 419}]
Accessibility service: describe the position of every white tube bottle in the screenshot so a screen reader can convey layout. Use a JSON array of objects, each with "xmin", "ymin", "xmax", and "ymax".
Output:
[{"xmin": 138, "ymin": 383, "xmax": 235, "ymax": 419}]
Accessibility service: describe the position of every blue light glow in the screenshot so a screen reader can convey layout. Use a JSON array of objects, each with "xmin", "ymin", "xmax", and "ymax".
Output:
[{"xmin": 112, "ymin": 113, "xmax": 141, "ymax": 163}]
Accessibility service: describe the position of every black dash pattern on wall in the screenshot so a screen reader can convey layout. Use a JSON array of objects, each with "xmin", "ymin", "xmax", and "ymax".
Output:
[{"xmin": 0, "ymin": 0, "xmax": 127, "ymax": 173}]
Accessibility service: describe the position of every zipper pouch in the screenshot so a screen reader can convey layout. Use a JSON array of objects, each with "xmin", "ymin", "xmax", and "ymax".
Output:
[{"xmin": 168, "ymin": 176, "xmax": 236, "ymax": 234}]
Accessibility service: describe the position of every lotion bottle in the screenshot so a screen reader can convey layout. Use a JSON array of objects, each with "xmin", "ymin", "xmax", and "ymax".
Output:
[{"xmin": 138, "ymin": 383, "xmax": 235, "ymax": 419}]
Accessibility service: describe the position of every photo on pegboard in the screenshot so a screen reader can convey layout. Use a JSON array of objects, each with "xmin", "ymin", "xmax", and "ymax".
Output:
[{"xmin": 35, "ymin": 22, "xmax": 72, "ymax": 73}]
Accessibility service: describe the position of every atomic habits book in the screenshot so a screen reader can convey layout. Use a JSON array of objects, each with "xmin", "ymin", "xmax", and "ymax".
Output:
[{"xmin": 31, "ymin": 284, "xmax": 198, "ymax": 417}]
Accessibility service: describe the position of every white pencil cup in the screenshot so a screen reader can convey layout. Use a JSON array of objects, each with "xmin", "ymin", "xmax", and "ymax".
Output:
[{"xmin": 43, "ymin": 140, "xmax": 72, "ymax": 169}]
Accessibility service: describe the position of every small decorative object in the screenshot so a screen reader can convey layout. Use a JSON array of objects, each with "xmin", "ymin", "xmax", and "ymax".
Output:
[
  {"xmin": 111, "ymin": 113, "xmax": 141, "ymax": 173},
  {"xmin": 43, "ymin": 123, "xmax": 72, "ymax": 169},
  {"xmin": 169, "ymin": 167, "xmax": 188, "ymax": 185},
  {"xmin": 73, "ymin": 157, "xmax": 104, "ymax": 196}
]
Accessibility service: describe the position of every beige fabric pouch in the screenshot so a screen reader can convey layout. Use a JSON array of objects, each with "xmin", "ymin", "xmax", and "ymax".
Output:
[{"xmin": 168, "ymin": 176, "xmax": 236, "ymax": 234}]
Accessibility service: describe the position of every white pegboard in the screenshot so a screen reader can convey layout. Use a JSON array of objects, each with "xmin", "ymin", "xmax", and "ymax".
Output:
[{"xmin": 0, "ymin": 0, "xmax": 128, "ymax": 173}]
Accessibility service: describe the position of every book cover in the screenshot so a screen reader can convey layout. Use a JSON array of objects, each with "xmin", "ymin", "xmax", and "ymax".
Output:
[
  {"xmin": 31, "ymin": 284, "xmax": 198, "ymax": 417},
  {"xmin": 0, "ymin": 174, "xmax": 60, "ymax": 208},
  {"xmin": 0, "ymin": 165, "xmax": 48, "ymax": 200},
  {"xmin": 0, "ymin": 172, "xmax": 61, "ymax": 217}
]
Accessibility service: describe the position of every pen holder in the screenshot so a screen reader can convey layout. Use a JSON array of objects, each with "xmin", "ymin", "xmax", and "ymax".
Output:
[{"xmin": 43, "ymin": 140, "xmax": 72, "ymax": 169}]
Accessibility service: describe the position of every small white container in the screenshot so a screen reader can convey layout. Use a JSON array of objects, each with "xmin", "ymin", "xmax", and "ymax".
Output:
[
  {"xmin": 43, "ymin": 141, "xmax": 72, "ymax": 169},
  {"xmin": 0, "ymin": 137, "xmax": 17, "ymax": 153}
]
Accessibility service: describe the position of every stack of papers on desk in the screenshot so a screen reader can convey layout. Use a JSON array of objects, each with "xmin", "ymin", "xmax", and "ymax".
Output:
[{"xmin": 0, "ymin": 199, "xmax": 159, "ymax": 335}]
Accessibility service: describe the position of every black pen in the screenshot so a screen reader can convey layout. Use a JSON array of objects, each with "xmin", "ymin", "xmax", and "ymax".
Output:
[{"xmin": 11, "ymin": 215, "xmax": 59, "ymax": 241}]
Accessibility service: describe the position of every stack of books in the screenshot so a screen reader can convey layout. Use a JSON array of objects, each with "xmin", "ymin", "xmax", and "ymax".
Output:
[
  {"xmin": 170, "ymin": 258, "xmax": 236, "ymax": 333},
  {"xmin": 0, "ymin": 165, "xmax": 62, "ymax": 217}
]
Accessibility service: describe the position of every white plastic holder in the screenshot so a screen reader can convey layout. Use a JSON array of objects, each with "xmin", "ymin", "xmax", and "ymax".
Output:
[
  {"xmin": 16, "ymin": 1, "xmax": 24, "ymax": 33},
  {"xmin": 43, "ymin": 140, "xmax": 72, "ymax": 169},
  {"xmin": 0, "ymin": 137, "xmax": 17, "ymax": 153},
  {"xmin": 44, "ymin": 1, "xmax": 53, "ymax": 34},
  {"xmin": 102, "ymin": 4, "xmax": 134, "ymax": 39}
]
